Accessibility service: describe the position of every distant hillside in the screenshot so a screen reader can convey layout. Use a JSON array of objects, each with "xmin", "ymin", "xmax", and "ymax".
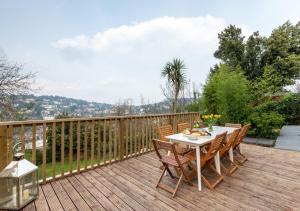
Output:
[
  {"xmin": 12, "ymin": 95, "xmax": 193, "ymax": 120},
  {"xmin": 13, "ymin": 95, "xmax": 113, "ymax": 119}
]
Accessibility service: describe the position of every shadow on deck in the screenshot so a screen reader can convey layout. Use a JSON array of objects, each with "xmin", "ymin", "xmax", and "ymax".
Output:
[{"xmin": 22, "ymin": 144, "xmax": 300, "ymax": 211}]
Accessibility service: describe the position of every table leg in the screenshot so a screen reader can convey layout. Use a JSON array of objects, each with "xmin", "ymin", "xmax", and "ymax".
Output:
[
  {"xmin": 229, "ymin": 147, "xmax": 234, "ymax": 162},
  {"xmin": 196, "ymin": 146, "xmax": 202, "ymax": 191},
  {"xmin": 214, "ymin": 151, "xmax": 221, "ymax": 174}
]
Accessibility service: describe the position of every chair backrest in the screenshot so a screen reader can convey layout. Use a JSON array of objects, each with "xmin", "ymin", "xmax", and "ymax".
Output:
[
  {"xmin": 177, "ymin": 122, "xmax": 190, "ymax": 133},
  {"xmin": 157, "ymin": 125, "xmax": 174, "ymax": 141},
  {"xmin": 204, "ymin": 132, "xmax": 227, "ymax": 162},
  {"xmin": 152, "ymin": 139, "xmax": 180, "ymax": 163},
  {"xmin": 225, "ymin": 123, "xmax": 242, "ymax": 128},
  {"xmin": 234, "ymin": 124, "xmax": 251, "ymax": 147},
  {"xmin": 220, "ymin": 128, "xmax": 241, "ymax": 157}
]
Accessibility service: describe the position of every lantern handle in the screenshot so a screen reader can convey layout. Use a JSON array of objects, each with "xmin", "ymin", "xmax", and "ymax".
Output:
[
  {"xmin": 13, "ymin": 142, "xmax": 25, "ymax": 160},
  {"xmin": 13, "ymin": 142, "xmax": 22, "ymax": 154}
]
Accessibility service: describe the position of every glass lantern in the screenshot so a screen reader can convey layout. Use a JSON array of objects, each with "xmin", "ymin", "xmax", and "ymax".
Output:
[{"xmin": 0, "ymin": 143, "xmax": 39, "ymax": 210}]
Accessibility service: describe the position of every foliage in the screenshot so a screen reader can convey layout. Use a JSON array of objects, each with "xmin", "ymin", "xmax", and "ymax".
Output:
[
  {"xmin": 186, "ymin": 96, "xmax": 205, "ymax": 112},
  {"xmin": 212, "ymin": 21, "xmax": 300, "ymax": 90},
  {"xmin": 248, "ymin": 111, "xmax": 284, "ymax": 139},
  {"xmin": 214, "ymin": 25, "xmax": 245, "ymax": 68},
  {"xmin": 203, "ymin": 64, "xmax": 251, "ymax": 123},
  {"xmin": 252, "ymin": 65, "xmax": 286, "ymax": 100},
  {"xmin": 161, "ymin": 58, "xmax": 187, "ymax": 112},
  {"xmin": 253, "ymin": 93, "xmax": 300, "ymax": 123},
  {"xmin": 243, "ymin": 31, "xmax": 265, "ymax": 80},
  {"xmin": 201, "ymin": 114, "xmax": 222, "ymax": 126}
]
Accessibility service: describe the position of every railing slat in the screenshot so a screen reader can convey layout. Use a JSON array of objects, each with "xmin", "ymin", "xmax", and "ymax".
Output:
[
  {"xmin": 103, "ymin": 120, "xmax": 107, "ymax": 164},
  {"xmin": 77, "ymin": 121, "xmax": 81, "ymax": 173},
  {"xmin": 109, "ymin": 120, "xmax": 112, "ymax": 164},
  {"xmin": 134, "ymin": 118, "xmax": 137, "ymax": 155},
  {"xmin": 20, "ymin": 125, "xmax": 25, "ymax": 154},
  {"xmin": 32, "ymin": 124, "xmax": 36, "ymax": 165},
  {"xmin": 114, "ymin": 119, "xmax": 117, "ymax": 161},
  {"xmin": 119, "ymin": 119, "xmax": 124, "ymax": 161},
  {"xmin": 125, "ymin": 119, "xmax": 128, "ymax": 158},
  {"xmin": 91, "ymin": 120, "xmax": 95, "ymax": 168},
  {"xmin": 141, "ymin": 118, "xmax": 145, "ymax": 153},
  {"xmin": 69, "ymin": 122, "xmax": 73, "ymax": 175},
  {"xmin": 61, "ymin": 122, "xmax": 65, "ymax": 177},
  {"xmin": 97, "ymin": 120, "xmax": 101, "ymax": 166},
  {"xmin": 52, "ymin": 122, "xmax": 56, "ymax": 180},
  {"xmin": 130, "ymin": 118, "xmax": 133, "ymax": 157},
  {"xmin": 42, "ymin": 123, "xmax": 46, "ymax": 183},
  {"xmin": 84, "ymin": 121, "xmax": 88, "ymax": 171},
  {"xmin": 145, "ymin": 118, "xmax": 148, "ymax": 152}
]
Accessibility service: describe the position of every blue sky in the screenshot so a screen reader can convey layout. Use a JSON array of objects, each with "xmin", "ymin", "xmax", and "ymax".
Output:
[{"xmin": 1, "ymin": 0, "xmax": 299, "ymax": 104}]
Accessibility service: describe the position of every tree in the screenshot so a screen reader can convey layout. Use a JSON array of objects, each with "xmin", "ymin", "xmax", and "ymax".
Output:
[
  {"xmin": 214, "ymin": 25, "xmax": 245, "ymax": 68},
  {"xmin": 161, "ymin": 58, "xmax": 187, "ymax": 113},
  {"xmin": 261, "ymin": 21, "xmax": 300, "ymax": 87},
  {"xmin": 203, "ymin": 64, "xmax": 251, "ymax": 123},
  {"xmin": 0, "ymin": 56, "xmax": 35, "ymax": 120},
  {"xmin": 243, "ymin": 31, "xmax": 265, "ymax": 80},
  {"xmin": 112, "ymin": 98, "xmax": 134, "ymax": 116}
]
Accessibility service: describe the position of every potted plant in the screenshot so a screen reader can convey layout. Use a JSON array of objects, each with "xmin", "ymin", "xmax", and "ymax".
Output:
[{"xmin": 202, "ymin": 114, "xmax": 221, "ymax": 132}]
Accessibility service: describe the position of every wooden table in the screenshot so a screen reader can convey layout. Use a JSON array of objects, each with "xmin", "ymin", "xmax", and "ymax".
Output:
[{"xmin": 166, "ymin": 126, "xmax": 237, "ymax": 191}]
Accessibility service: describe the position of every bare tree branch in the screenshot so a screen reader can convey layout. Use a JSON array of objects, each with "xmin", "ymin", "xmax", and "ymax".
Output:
[{"xmin": 0, "ymin": 56, "xmax": 36, "ymax": 120}]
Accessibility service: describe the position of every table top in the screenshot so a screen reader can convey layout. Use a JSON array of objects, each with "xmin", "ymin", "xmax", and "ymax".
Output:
[{"xmin": 165, "ymin": 126, "xmax": 238, "ymax": 146}]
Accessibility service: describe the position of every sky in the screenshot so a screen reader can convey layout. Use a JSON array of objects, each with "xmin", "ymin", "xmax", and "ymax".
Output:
[{"xmin": 0, "ymin": 0, "xmax": 299, "ymax": 104}]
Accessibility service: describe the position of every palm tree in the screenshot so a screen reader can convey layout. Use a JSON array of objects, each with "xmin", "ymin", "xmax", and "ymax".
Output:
[{"xmin": 161, "ymin": 58, "xmax": 187, "ymax": 113}]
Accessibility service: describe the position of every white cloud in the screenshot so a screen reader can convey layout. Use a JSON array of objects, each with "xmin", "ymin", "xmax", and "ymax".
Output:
[{"xmin": 51, "ymin": 15, "xmax": 237, "ymax": 103}]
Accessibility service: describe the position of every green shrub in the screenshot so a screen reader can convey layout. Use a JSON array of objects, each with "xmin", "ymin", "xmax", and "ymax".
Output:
[
  {"xmin": 253, "ymin": 93, "xmax": 300, "ymax": 123},
  {"xmin": 186, "ymin": 97, "xmax": 205, "ymax": 112},
  {"xmin": 203, "ymin": 64, "xmax": 251, "ymax": 123},
  {"xmin": 248, "ymin": 111, "xmax": 284, "ymax": 138}
]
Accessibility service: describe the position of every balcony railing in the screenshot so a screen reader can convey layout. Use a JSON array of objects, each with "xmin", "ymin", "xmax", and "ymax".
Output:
[{"xmin": 0, "ymin": 112, "xmax": 199, "ymax": 184}]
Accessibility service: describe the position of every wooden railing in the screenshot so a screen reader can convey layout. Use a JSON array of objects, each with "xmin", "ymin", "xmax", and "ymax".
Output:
[{"xmin": 0, "ymin": 112, "xmax": 199, "ymax": 183}]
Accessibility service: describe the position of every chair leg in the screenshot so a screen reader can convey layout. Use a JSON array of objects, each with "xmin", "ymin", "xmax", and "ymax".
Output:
[
  {"xmin": 156, "ymin": 167, "xmax": 167, "ymax": 188},
  {"xmin": 221, "ymin": 156, "xmax": 238, "ymax": 175},
  {"xmin": 173, "ymin": 174, "xmax": 184, "ymax": 197},
  {"xmin": 234, "ymin": 148, "xmax": 248, "ymax": 165}
]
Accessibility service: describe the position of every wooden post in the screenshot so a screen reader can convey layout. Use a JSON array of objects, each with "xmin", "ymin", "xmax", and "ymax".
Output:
[{"xmin": 0, "ymin": 126, "xmax": 8, "ymax": 171}]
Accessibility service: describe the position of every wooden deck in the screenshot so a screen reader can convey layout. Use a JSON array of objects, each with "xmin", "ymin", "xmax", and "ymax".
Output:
[{"xmin": 22, "ymin": 144, "xmax": 300, "ymax": 211}]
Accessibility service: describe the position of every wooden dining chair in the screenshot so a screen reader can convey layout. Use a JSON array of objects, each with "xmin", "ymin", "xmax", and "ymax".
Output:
[
  {"xmin": 232, "ymin": 124, "xmax": 251, "ymax": 165},
  {"xmin": 177, "ymin": 122, "xmax": 190, "ymax": 133},
  {"xmin": 184, "ymin": 132, "xmax": 227, "ymax": 189},
  {"xmin": 157, "ymin": 125, "xmax": 192, "ymax": 155},
  {"xmin": 152, "ymin": 139, "xmax": 196, "ymax": 197},
  {"xmin": 225, "ymin": 123, "xmax": 242, "ymax": 128},
  {"xmin": 219, "ymin": 128, "xmax": 241, "ymax": 175}
]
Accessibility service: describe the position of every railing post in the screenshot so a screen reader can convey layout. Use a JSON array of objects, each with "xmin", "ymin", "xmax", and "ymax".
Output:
[
  {"xmin": 119, "ymin": 118, "xmax": 124, "ymax": 160},
  {"xmin": 0, "ymin": 126, "xmax": 8, "ymax": 171}
]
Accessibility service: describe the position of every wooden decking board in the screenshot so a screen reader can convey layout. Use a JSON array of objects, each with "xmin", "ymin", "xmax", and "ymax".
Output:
[
  {"xmin": 82, "ymin": 172, "xmax": 134, "ymax": 211},
  {"xmin": 22, "ymin": 144, "xmax": 300, "ymax": 211},
  {"xmin": 141, "ymin": 151, "xmax": 296, "ymax": 210},
  {"xmin": 41, "ymin": 183, "xmax": 64, "ymax": 211},
  {"xmin": 67, "ymin": 176, "xmax": 106, "ymax": 211},
  {"xmin": 74, "ymin": 174, "xmax": 120, "ymax": 211},
  {"xmin": 109, "ymin": 162, "xmax": 192, "ymax": 211},
  {"xmin": 129, "ymin": 155, "xmax": 247, "ymax": 211},
  {"xmin": 132, "ymin": 152, "xmax": 288, "ymax": 210},
  {"xmin": 88, "ymin": 170, "xmax": 147, "ymax": 211},
  {"xmin": 96, "ymin": 168, "xmax": 175, "ymax": 211},
  {"xmin": 51, "ymin": 181, "xmax": 78, "ymax": 211},
  {"xmin": 33, "ymin": 187, "xmax": 50, "ymax": 211},
  {"xmin": 59, "ymin": 178, "xmax": 92, "ymax": 211},
  {"xmin": 115, "ymin": 158, "xmax": 209, "ymax": 211}
]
